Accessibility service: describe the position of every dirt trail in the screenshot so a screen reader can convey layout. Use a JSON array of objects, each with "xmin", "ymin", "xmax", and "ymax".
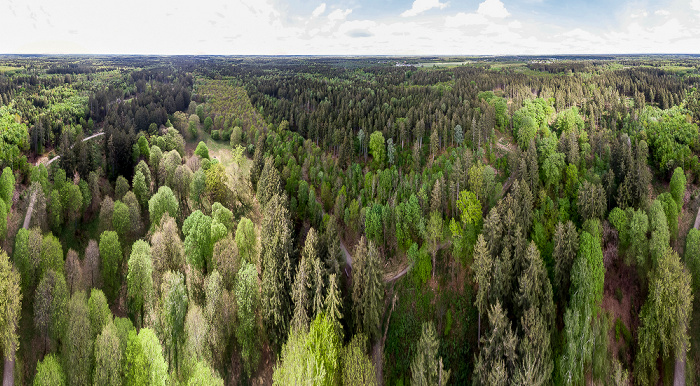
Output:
[
  {"xmin": 674, "ymin": 205, "xmax": 700, "ymax": 385},
  {"xmin": 46, "ymin": 131, "xmax": 104, "ymax": 166}
]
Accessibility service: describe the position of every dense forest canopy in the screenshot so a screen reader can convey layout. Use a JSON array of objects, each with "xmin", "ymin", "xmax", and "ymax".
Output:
[{"xmin": 1, "ymin": 54, "xmax": 700, "ymax": 385}]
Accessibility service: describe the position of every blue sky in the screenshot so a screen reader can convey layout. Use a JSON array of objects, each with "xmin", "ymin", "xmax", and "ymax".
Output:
[{"xmin": 1, "ymin": 0, "xmax": 699, "ymax": 54}]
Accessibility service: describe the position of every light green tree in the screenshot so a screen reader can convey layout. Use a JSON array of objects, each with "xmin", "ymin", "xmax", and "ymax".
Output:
[
  {"xmin": 99, "ymin": 231, "xmax": 122, "ymax": 302},
  {"xmin": 0, "ymin": 250, "xmax": 21, "ymax": 361},
  {"xmin": 93, "ymin": 322, "xmax": 122, "ymax": 386},
  {"xmin": 411, "ymin": 321, "xmax": 450, "ymax": 386},
  {"xmin": 127, "ymin": 240, "xmax": 154, "ymax": 328},
  {"xmin": 369, "ymin": 131, "xmax": 386, "ymax": 167},
  {"xmin": 236, "ymin": 262, "xmax": 261, "ymax": 377},
  {"xmin": 33, "ymin": 354, "xmax": 65, "ymax": 386}
]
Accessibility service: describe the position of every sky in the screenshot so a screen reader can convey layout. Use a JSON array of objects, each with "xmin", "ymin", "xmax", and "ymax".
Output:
[{"xmin": 2, "ymin": 0, "xmax": 700, "ymax": 55}]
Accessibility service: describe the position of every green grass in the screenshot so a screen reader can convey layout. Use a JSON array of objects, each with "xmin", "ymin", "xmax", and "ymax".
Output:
[{"xmin": 0, "ymin": 65, "xmax": 22, "ymax": 73}]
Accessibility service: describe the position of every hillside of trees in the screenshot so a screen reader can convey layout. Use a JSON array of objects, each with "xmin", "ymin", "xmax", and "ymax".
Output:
[{"xmin": 1, "ymin": 55, "xmax": 700, "ymax": 385}]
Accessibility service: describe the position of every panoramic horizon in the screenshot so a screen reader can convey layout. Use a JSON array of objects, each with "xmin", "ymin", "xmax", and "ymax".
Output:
[{"xmin": 3, "ymin": 0, "xmax": 700, "ymax": 55}]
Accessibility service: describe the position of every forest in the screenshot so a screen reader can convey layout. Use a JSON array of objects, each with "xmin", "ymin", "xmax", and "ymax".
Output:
[{"xmin": 0, "ymin": 54, "xmax": 700, "ymax": 385}]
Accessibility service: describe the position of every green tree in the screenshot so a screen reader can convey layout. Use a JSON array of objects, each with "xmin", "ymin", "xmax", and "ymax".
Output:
[
  {"xmin": 256, "ymin": 157, "xmax": 282, "ymax": 209},
  {"xmin": 40, "ymin": 233, "xmax": 63, "ymax": 278},
  {"xmin": 194, "ymin": 141, "xmax": 210, "ymax": 160},
  {"xmin": 369, "ymin": 131, "xmax": 385, "ymax": 167},
  {"xmin": 188, "ymin": 361, "xmax": 223, "ymax": 386},
  {"xmin": 139, "ymin": 328, "xmax": 169, "ymax": 386},
  {"xmin": 411, "ymin": 321, "xmax": 450, "ymax": 386},
  {"xmin": 151, "ymin": 214, "xmax": 185, "ymax": 292},
  {"xmin": 160, "ymin": 271, "xmax": 188, "ymax": 373},
  {"xmin": 236, "ymin": 262, "xmax": 260, "ymax": 377},
  {"xmin": 63, "ymin": 291, "xmax": 94, "ymax": 386},
  {"xmin": 260, "ymin": 194, "xmax": 294, "ymax": 350},
  {"xmin": 669, "ymin": 166, "xmax": 686, "ymax": 212},
  {"xmin": 133, "ymin": 170, "xmax": 150, "ymax": 209},
  {"xmin": 0, "ymin": 199, "xmax": 7, "ymax": 243},
  {"xmin": 205, "ymin": 162, "xmax": 229, "ymax": 204},
  {"xmin": 0, "ymin": 167, "xmax": 15, "ymax": 207},
  {"xmin": 553, "ymin": 221, "xmax": 579, "ymax": 302},
  {"xmin": 93, "ymin": 322, "xmax": 122, "ymax": 386},
  {"xmin": 473, "ymin": 234, "xmax": 492, "ymax": 342},
  {"xmin": 577, "ymin": 181, "xmax": 606, "ymax": 222},
  {"xmin": 112, "ymin": 200, "xmax": 131, "ymax": 240},
  {"xmin": 12, "ymin": 228, "xmax": 34, "ymax": 293},
  {"xmin": 474, "ymin": 301, "xmax": 518, "ymax": 385},
  {"xmin": 203, "ymin": 117, "xmax": 213, "ymax": 133},
  {"xmin": 183, "ymin": 210, "xmax": 215, "ymax": 273},
  {"xmin": 115, "ymin": 175, "xmax": 130, "ymax": 200},
  {"xmin": 273, "ymin": 312, "xmax": 342, "ymax": 385},
  {"xmin": 342, "ymin": 334, "xmax": 377, "ymax": 386},
  {"xmin": 352, "ymin": 237, "xmax": 384, "ymax": 342},
  {"xmin": 125, "ymin": 329, "xmax": 149, "ymax": 385},
  {"xmin": 0, "ymin": 250, "xmax": 21, "ymax": 361},
  {"xmin": 99, "ymin": 231, "xmax": 122, "ymax": 303},
  {"xmin": 33, "ymin": 354, "xmax": 66, "ymax": 386},
  {"xmin": 149, "ymin": 186, "xmax": 179, "ymax": 228},
  {"xmin": 127, "ymin": 240, "xmax": 154, "ymax": 328},
  {"xmin": 87, "ymin": 289, "xmax": 112, "ymax": 341},
  {"xmin": 634, "ymin": 249, "xmax": 693, "ymax": 386},
  {"xmin": 426, "ymin": 211, "xmax": 443, "ymax": 280},
  {"xmin": 235, "ymin": 217, "xmax": 257, "ymax": 265},
  {"xmin": 34, "ymin": 269, "xmax": 68, "ymax": 353}
]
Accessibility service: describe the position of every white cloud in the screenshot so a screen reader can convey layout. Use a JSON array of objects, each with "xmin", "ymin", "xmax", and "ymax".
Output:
[
  {"xmin": 631, "ymin": 10, "xmax": 648, "ymax": 18},
  {"xmin": 328, "ymin": 9, "xmax": 352, "ymax": 22},
  {"xmin": 691, "ymin": 0, "xmax": 700, "ymax": 12},
  {"xmin": 312, "ymin": 3, "xmax": 326, "ymax": 18},
  {"xmin": 446, "ymin": 13, "xmax": 489, "ymax": 27},
  {"xmin": 401, "ymin": 0, "xmax": 449, "ymax": 17},
  {"xmin": 477, "ymin": 0, "xmax": 510, "ymax": 18},
  {"xmin": 655, "ymin": 9, "xmax": 670, "ymax": 16}
]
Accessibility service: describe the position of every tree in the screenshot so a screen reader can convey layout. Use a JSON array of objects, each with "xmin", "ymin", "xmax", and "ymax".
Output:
[
  {"xmin": 474, "ymin": 301, "xmax": 518, "ymax": 385},
  {"xmin": 64, "ymin": 249, "xmax": 83, "ymax": 294},
  {"xmin": 203, "ymin": 117, "xmax": 213, "ymax": 133},
  {"xmin": 151, "ymin": 214, "xmax": 185, "ymax": 292},
  {"xmin": 112, "ymin": 200, "xmax": 131, "ymax": 240},
  {"xmin": 0, "ymin": 197, "xmax": 7, "ymax": 243},
  {"xmin": 34, "ymin": 269, "xmax": 67, "ymax": 353},
  {"xmin": 40, "ymin": 233, "xmax": 63, "ymax": 278},
  {"xmin": 149, "ymin": 186, "xmax": 179, "ymax": 228},
  {"xmin": 577, "ymin": 181, "xmax": 606, "ymax": 222},
  {"xmin": 99, "ymin": 231, "xmax": 122, "ymax": 302},
  {"xmin": 236, "ymin": 262, "xmax": 260, "ymax": 377},
  {"xmin": 235, "ymin": 217, "xmax": 257, "ymax": 265},
  {"xmin": 133, "ymin": 170, "xmax": 150, "ymax": 209},
  {"xmin": 205, "ymin": 162, "xmax": 229, "ymax": 204},
  {"xmin": 84, "ymin": 239, "xmax": 101, "ymax": 289},
  {"xmin": 183, "ymin": 304, "xmax": 208, "ymax": 377},
  {"xmin": 553, "ymin": 221, "xmax": 579, "ymax": 302},
  {"xmin": 256, "ymin": 157, "xmax": 281, "ymax": 210},
  {"xmin": 194, "ymin": 141, "xmax": 210, "ymax": 160},
  {"xmin": 125, "ymin": 329, "xmax": 149, "ymax": 385},
  {"xmin": 411, "ymin": 321, "xmax": 450, "ymax": 386},
  {"xmin": 352, "ymin": 237, "xmax": 384, "ymax": 342},
  {"xmin": 0, "ymin": 250, "xmax": 21, "ymax": 361},
  {"xmin": 0, "ymin": 167, "xmax": 15, "ymax": 207},
  {"xmin": 12, "ymin": 228, "xmax": 34, "ymax": 293},
  {"xmin": 426, "ymin": 211, "xmax": 443, "ymax": 279},
  {"xmin": 454, "ymin": 124, "xmax": 464, "ymax": 146},
  {"xmin": 342, "ymin": 334, "xmax": 377, "ymax": 386},
  {"xmin": 139, "ymin": 328, "xmax": 169, "ymax": 386},
  {"xmin": 183, "ymin": 210, "xmax": 215, "ymax": 274},
  {"xmin": 473, "ymin": 234, "xmax": 492, "ymax": 342},
  {"xmin": 212, "ymin": 234, "xmax": 239, "ymax": 290},
  {"xmin": 669, "ymin": 166, "xmax": 686, "ymax": 212},
  {"xmin": 64, "ymin": 291, "xmax": 94, "ymax": 386},
  {"xmin": 273, "ymin": 312, "xmax": 342, "ymax": 385},
  {"xmin": 260, "ymin": 194, "xmax": 293, "ymax": 350},
  {"xmin": 635, "ymin": 249, "xmax": 693, "ymax": 386},
  {"xmin": 88, "ymin": 289, "xmax": 112, "ymax": 340},
  {"xmin": 33, "ymin": 354, "xmax": 66, "ymax": 386},
  {"xmin": 387, "ymin": 137, "xmax": 396, "ymax": 165},
  {"xmin": 93, "ymin": 322, "xmax": 122, "ymax": 386},
  {"xmin": 160, "ymin": 271, "xmax": 188, "ymax": 373},
  {"xmin": 369, "ymin": 131, "xmax": 385, "ymax": 166},
  {"xmin": 98, "ymin": 196, "xmax": 114, "ymax": 233},
  {"xmin": 115, "ymin": 175, "xmax": 130, "ymax": 200},
  {"xmin": 128, "ymin": 240, "xmax": 154, "ymax": 328},
  {"xmin": 188, "ymin": 361, "xmax": 223, "ymax": 386}
]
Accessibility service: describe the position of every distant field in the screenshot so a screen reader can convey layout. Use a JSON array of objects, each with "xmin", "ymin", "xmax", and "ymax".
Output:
[
  {"xmin": 416, "ymin": 61, "xmax": 473, "ymax": 68},
  {"xmin": 0, "ymin": 65, "xmax": 22, "ymax": 73}
]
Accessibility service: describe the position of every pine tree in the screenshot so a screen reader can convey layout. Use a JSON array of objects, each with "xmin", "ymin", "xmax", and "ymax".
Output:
[
  {"xmin": 410, "ymin": 322, "xmax": 450, "ymax": 386},
  {"xmin": 352, "ymin": 237, "xmax": 384, "ymax": 342}
]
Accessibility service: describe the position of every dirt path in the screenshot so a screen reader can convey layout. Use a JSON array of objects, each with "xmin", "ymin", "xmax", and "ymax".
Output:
[
  {"xmin": 46, "ymin": 131, "xmax": 104, "ymax": 166},
  {"xmin": 674, "ymin": 205, "xmax": 700, "ymax": 385}
]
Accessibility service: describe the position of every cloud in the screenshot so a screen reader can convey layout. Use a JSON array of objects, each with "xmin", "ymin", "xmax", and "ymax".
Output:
[
  {"xmin": 631, "ymin": 10, "xmax": 648, "ymax": 18},
  {"xmin": 477, "ymin": 0, "xmax": 509, "ymax": 18},
  {"xmin": 328, "ymin": 8, "xmax": 352, "ymax": 22},
  {"xmin": 401, "ymin": 0, "xmax": 448, "ymax": 17},
  {"xmin": 692, "ymin": 0, "xmax": 700, "ymax": 12},
  {"xmin": 347, "ymin": 29, "xmax": 373, "ymax": 38},
  {"xmin": 446, "ymin": 0, "xmax": 510, "ymax": 28},
  {"xmin": 655, "ymin": 9, "xmax": 670, "ymax": 16},
  {"xmin": 312, "ymin": 3, "xmax": 326, "ymax": 18}
]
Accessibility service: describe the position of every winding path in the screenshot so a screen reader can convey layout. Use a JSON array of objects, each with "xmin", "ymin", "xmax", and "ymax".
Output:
[{"xmin": 3, "ymin": 131, "xmax": 105, "ymax": 386}]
